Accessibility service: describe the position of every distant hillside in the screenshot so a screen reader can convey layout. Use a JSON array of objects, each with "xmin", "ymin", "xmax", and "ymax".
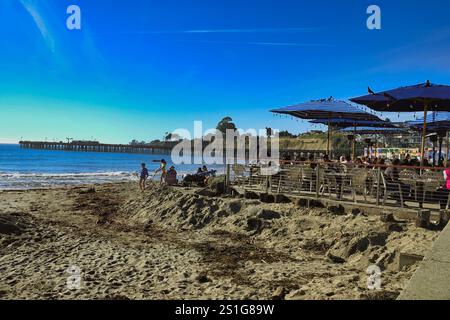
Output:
[
  {"xmin": 279, "ymin": 136, "xmax": 327, "ymax": 151},
  {"xmin": 279, "ymin": 132, "xmax": 359, "ymax": 155}
]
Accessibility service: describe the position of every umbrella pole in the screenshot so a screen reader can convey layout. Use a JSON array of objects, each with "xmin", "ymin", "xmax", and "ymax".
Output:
[
  {"xmin": 445, "ymin": 131, "xmax": 450, "ymax": 161},
  {"xmin": 327, "ymin": 123, "xmax": 331, "ymax": 156},
  {"xmin": 420, "ymin": 104, "xmax": 428, "ymax": 166},
  {"xmin": 375, "ymin": 134, "xmax": 378, "ymax": 158},
  {"xmin": 352, "ymin": 126, "xmax": 356, "ymax": 160},
  {"xmin": 432, "ymin": 140, "xmax": 436, "ymax": 166}
]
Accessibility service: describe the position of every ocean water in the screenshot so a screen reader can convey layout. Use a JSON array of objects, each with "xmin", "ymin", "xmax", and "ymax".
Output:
[{"xmin": 0, "ymin": 144, "xmax": 224, "ymax": 190}]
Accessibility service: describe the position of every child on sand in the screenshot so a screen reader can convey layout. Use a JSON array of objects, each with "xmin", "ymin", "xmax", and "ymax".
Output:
[
  {"xmin": 155, "ymin": 159, "xmax": 167, "ymax": 184},
  {"xmin": 139, "ymin": 163, "xmax": 149, "ymax": 191}
]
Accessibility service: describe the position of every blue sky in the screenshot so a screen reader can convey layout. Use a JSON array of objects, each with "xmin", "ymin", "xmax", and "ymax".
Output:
[{"xmin": 1, "ymin": 0, "xmax": 450, "ymax": 144}]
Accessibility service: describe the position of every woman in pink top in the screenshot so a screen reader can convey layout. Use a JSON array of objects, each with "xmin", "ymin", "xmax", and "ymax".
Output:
[{"xmin": 444, "ymin": 162, "xmax": 450, "ymax": 190}]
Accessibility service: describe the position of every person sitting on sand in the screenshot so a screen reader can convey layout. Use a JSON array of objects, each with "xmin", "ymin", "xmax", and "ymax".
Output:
[
  {"xmin": 201, "ymin": 165, "xmax": 213, "ymax": 183},
  {"xmin": 139, "ymin": 163, "xmax": 149, "ymax": 191},
  {"xmin": 168, "ymin": 166, "xmax": 177, "ymax": 176},
  {"xmin": 155, "ymin": 159, "xmax": 167, "ymax": 184},
  {"xmin": 166, "ymin": 166, "xmax": 178, "ymax": 186}
]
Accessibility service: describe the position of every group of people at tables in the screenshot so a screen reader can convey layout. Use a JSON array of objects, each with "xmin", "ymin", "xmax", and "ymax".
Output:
[{"xmin": 281, "ymin": 153, "xmax": 450, "ymax": 209}]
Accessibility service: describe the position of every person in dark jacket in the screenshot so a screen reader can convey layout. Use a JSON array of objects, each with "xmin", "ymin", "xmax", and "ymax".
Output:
[{"xmin": 139, "ymin": 163, "xmax": 149, "ymax": 191}]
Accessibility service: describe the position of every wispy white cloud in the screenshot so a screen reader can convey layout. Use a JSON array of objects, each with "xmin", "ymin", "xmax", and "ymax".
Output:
[
  {"xmin": 19, "ymin": 0, "xmax": 56, "ymax": 53},
  {"xmin": 167, "ymin": 39, "xmax": 332, "ymax": 48},
  {"xmin": 248, "ymin": 42, "xmax": 333, "ymax": 47},
  {"xmin": 97, "ymin": 27, "xmax": 320, "ymax": 36},
  {"xmin": 91, "ymin": 27, "xmax": 330, "ymax": 47},
  {"xmin": 179, "ymin": 28, "xmax": 318, "ymax": 34},
  {"xmin": 17, "ymin": 0, "xmax": 103, "ymax": 73}
]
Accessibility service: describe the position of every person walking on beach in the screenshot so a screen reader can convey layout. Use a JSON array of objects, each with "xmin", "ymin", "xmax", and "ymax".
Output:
[
  {"xmin": 155, "ymin": 159, "xmax": 167, "ymax": 184},
  {"xmin": 139, "ymin": 163, "xmax": 149, "ymax": 191}
]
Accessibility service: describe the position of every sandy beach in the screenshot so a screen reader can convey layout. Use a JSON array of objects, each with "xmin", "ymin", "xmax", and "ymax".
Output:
[{"xmin": 0, "ymin": 182, "xmax": 440, "ymax": 300}]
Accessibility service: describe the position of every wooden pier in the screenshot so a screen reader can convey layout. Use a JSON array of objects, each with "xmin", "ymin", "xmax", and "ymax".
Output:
[
  {"xmin": 19, "ymin": 141, "xmax": 327, "ymax": 159},
  {"xmin": 19, "ymin": 141, "xmax": 174, "ymax": 155}
]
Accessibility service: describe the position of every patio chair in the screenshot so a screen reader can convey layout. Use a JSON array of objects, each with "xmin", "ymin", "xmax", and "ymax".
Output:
[
  {"xmin": 337, "ymin": 163, "xmax": 349, "ymax": 174},
  {"xmin": 337, "ymin": 165, "xmax": 353, "ymax": 196},
  {"xmin": 232, "ymin": 164, "xmax": 247, "ymax": 187},
  {"xmin": 366, "ymin": 170, "xmax": 378, "ymax": 196},
  {"xmin": 380, "ymin": 173, "xmax": 404, "ymax": 208},
  {"xmin": 245, "ymin": 166, "xmax": 266, "ymax": 192},
  {"xmin": 399, "ymin": 169, "xmax": 419, "ymax": 201},
  {"xmin": 341, "ymin": 169, "xmax": 368, "ymax": 203},
  {"xmin": 421, "ymin": 170, "xmax": 444, "ymax": 204},
  {"xmin": 301, "ymin": 166, "xmax": 315, "ymax": 192},
  {"xmin": 354, "ymin": 169, "xmax": 369, "ymax": 202},
  {"xmin": 276, "ymin": 166, "xmax": 302, "ymax": 194},
  {"xmin": 318, "ymin": 168, "xmax": 339, "ymax": 199}
]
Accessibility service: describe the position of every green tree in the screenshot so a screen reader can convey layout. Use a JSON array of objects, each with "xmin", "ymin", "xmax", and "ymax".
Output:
[
  {"xmin": 279, "ymin": 130, "xmax": 295, "ymax": 138},
  {"xmin": 216, "ymin": 117, "xmax": 237, "ymax": 134}
]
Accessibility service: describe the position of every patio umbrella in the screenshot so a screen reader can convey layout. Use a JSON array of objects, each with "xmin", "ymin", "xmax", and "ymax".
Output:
[
  {"xmin": 339, "ymin": 126, "xmax": 408, "ymax": 158},
  {"xmin": 407, "ymin": 111, "xmax": 450, "ymax": 130},
  {"xmin": 309, "ymin": 118, "xmax": 392, "ymax": 159},
  {"xmin": 339, "ymin": 126, "xmax": 407, "ymax": 135},
  {"xmin": 350, "ymin": 81, "xmax": 450, "ymax": 165},
  {"xmin": 309, "ymin": 118, "xmax": 391, "ymax": 128},
  {"xmin": 271, "ymin": 97, "xmax": 380, "ymax": 155},
  {"xmin": 407, "ymin": 112, "xmax": 450, "ymax": 162}
]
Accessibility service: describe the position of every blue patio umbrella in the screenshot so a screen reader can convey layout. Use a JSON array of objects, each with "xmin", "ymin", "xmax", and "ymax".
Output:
[
  {"xmin": 339, "ymin": 126, "xmax": 409, "ymax": 159},
  {"xmin": 309, "ymin": 118, "xmax": 395, "ymax": 159},
  {"xmin": 350, "ymin": 81, "xmax": 450, "ymax": 164},
  {"xmin": 407, "ymin": 112, "xmax": 450, "ymax": 131},
  {"xmin": 271, "ymin": 97, "xmax": 380, "ymax": 154},
  {"xmin": 339, "ymin": 126, "xmax": 407, "ymax": 135},
  {"xmin": 271, "ymin": 97, "xmax": 380, "ymax": 120},
  {"xmin": 309, "ymin": 118, "xmax": 393, "ymax": 129}
]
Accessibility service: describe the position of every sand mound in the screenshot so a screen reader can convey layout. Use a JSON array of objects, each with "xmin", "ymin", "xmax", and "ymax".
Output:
[
  {"xmin": 0, "ymin": 183, "xmax": 441, "ymax": 300},
  {"xmin": 118, "ymin": 183, "xmax": 436, "ymax": 276},
  {"xmin": 118, "ymin": 184, "xmax": 292, "ymax": 239}
]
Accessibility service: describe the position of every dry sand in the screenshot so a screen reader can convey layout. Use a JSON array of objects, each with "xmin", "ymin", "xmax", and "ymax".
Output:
[{"xmin": 0, "ymin": 182, "xmax": 441, "ymax": 300}]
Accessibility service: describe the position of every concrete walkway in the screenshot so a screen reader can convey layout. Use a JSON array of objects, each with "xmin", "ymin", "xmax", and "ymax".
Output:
[{"xmin": 398, "ymin": 223, "xmax": 450, "ymax": 300}]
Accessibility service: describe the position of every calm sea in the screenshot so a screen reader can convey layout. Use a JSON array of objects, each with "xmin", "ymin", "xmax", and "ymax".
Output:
[{"xmin": 0, "ymin": 144, "xmax": 223, "ymax": 190}]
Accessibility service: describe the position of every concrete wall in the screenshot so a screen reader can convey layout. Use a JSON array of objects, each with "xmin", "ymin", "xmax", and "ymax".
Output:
[{"xmin": 398, "ymin": 223, "xmax": 450, "ymax": 300}]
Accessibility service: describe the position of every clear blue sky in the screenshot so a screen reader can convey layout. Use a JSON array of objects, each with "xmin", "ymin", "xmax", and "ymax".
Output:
[{"xmin": 1, "ymin": 0, "xmax": 450, "ymax": 144}]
